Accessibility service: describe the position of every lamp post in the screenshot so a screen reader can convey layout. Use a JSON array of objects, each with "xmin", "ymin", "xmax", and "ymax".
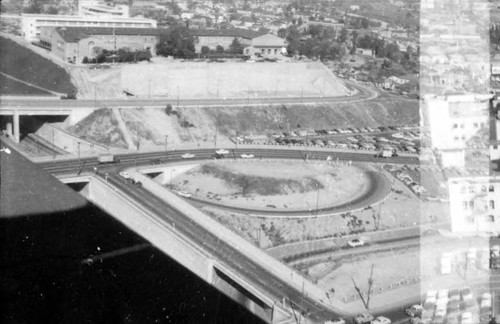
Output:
[
  {"xmin": 165, "ymin": 135, "xmax": 168, "ymax": 163},
  {"xmin": 77, "ymin": 141, "xmax": 81, "ymax": 162}
]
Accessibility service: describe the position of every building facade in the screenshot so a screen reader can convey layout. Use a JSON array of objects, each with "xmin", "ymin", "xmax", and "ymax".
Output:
[
  {"xmin": 39, "ymin": 26, "xmax": 161, "ymax": 63},
  {"xmin": 78, "ymin": 0, "xmax": 130, "ymax": 17},
  {"xmin": 189, "ymin": 28, "xmax": 261, "ymax": 53},
  {"xmin": 243, "ymin": 34, "xmax": 286, "ymax": 58},
  {"xmin": 448, "ymin": 176, "xmax": 500, "ymax": 233},
  {"xmin": 21, "ymin": 13, "xmax": 157, "ymax": 41}
]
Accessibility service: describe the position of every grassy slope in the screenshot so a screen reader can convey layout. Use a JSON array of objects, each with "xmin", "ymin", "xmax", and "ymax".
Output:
[
  {"xmin": 0, "ymin": 36, "xmax": 76, "ymax": 95},
  {"xmin": 0, "ymin": 74, "xmax": 52, "ymax": 96}
]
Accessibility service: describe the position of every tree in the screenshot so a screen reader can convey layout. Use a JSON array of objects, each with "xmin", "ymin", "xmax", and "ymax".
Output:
[
  {"xmin": 201, "ymin": 46, "xmax": 210, "ymax": 55},
  {"xmin": 82, "ymin": 57, "xmax": 89, "ymax": 64},
  {"xmin": 339, "ymin": 28, "xmax": 348, "ymax": 43},
  {"xmin": 215, "ymin": 45, "xmax": 224, "ymax": 54},
  {"xmin": 228, "ymin": 37, "xmax": 243, "ymax": 54},
  {"xmin": 351, "ymin": 30, "xmax": 359, "ymax": 45},
  {"xmin": 361, "ymin": 17, "xmax": 369, "ymax": 29},
  {"xmin": 24, "ymin": 0, "xmax": 43, "ymax": 14},
  {"xmin": 297, "ymin": 17, "xmax": 303, "ymax": 26},
  {"xmin": 277, "ymin": 28, "xmax": 287, "ymax": 38},
  {"xmin": 156, "ymin": 26, "xmax": 195, "ymax": 59},
  {"xmin": 286, "ymin": 26, "xmax": 301, "ymax": 56}
]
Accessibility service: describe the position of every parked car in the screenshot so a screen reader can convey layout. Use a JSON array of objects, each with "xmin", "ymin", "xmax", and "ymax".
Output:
[
  {"xmin": 176, "ymin": 191, "xmax": 192, "ymax": 198},
  {"xmin": 323, "ymin": 318, "xmax": 345, "ymax": 324},
  {"xmin": 181, "ymin": 153, "xmax": 196, "ymax": 159},
  {"xmin": 406, "ymin": 305, "xmax": 423, "ymax": 317},
  {"xmin": 448, "ymin": 289, "xmax": 460, "ymax": 302},
  {"xmin": 215, "ymin": 149, "xmax": 230, "ymax": 155},
  {"xmin": 353, "ymin": 313, "xmax": 374, "ymax": 324},
  {"xmin": 119, "ymin": 171, "xmax": 131, "ymax": 179},
  {"xmin": 371, "ymin": 316, "xmax": 391, "ymax": 324},
  {"xmin": 240, "ymin": 154, "xmax": 255, "ymax": 159},
  {"xmin": 347, "ymin": 239, "xmax": 365, "ymax": 248},
  {"xmin": 460, "ymin": 287, "xmax": 473, "ymax": 301}
]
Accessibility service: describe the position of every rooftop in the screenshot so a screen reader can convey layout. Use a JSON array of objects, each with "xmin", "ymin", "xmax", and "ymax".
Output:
[
  {"xmin": 189, "ymin": 28, "xmax": 267, "ymax": 39},
  {"xmin": 52, "ymin": 26, "xmax": 163, "ymax": 42}
]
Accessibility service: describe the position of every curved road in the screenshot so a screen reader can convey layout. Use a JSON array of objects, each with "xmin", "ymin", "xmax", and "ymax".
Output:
[{"xmin": 1, "ymin": 81, "xmax": 379, "ymax": 109}]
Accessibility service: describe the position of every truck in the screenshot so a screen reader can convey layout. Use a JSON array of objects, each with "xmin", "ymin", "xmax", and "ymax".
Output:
[{"xmin": 97, "ymin": 154, "xmax": 115, "ymax": 164}]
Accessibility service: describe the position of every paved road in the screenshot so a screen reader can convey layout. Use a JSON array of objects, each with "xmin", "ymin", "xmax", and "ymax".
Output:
[
  {"xmin": 38, "ymin": 148, "xmax": 419, "ymax": 323},
  {"xmin": 1, "ymin": 81, "xmax": 378, "ymax": 109}
]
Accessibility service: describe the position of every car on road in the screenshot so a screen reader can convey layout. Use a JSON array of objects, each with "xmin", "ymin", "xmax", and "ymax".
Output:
[
  {"xmin": 181, "ymin": 153, "xmax": 196, "ymax": 159},
  {"xmin": 175, "ymin": 191, "xmax": 192, "ymax": 198},
  {"xmin": 406, "ymin": 305, "xmax": 423, "ymax": 317},
  {"xmin": 353, "ymin": 313, "xmax": 374, "ymax": 324},
  {"xmin": 240, "ymin": 153, "xmax": 255, "ymax": 159},
  {"xmin": 119, "ymin": 171, "xmax": 131, "ymax": 179},
  {"xmin": 448, "ymin": 289, "xmax": 460, "ymax": 302},
  {"xmin": 128, "ymin": 178, "xmax": 142, "ymax": 186},
  {"xmin": 215, "ymin": 149, "xmax": 230, "ymax": 155},
  {"xmin": 346, "ymin": 239, "xmax": 365, "ymax": 248},
  {"xmin": 371, "ymin": 316, "xmax": 391, "ymax": 324},
  {"xmin": 323, "ymin": 318, "xmax": 345, "ymax": 324}
]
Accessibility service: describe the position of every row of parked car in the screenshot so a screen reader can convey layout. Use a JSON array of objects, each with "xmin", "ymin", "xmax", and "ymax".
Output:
[{"xmin": 276, "ymin": 125, "xmax": 414, "ymax": 139}]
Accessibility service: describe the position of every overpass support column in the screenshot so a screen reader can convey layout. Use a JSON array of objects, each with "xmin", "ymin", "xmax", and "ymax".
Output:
[{"xmin": 13, "ymin": 111, "xmax": 20, "ymax": 143}]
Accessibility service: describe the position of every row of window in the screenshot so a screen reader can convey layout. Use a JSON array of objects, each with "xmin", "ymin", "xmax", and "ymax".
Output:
[
  {"xmin": 460, "ymin": 185, "xmax": 495, "ymax": 194},
  {"xmin": 452, "ymin": 122, "xmax": 485, "ymax": 129},
  {"xmin": 462, "ymin": 200, "xmax": 495, "ymax": 211},
  {"xmin": 465, "ymin": 214, "xmax": 495, "ymax": 223}
]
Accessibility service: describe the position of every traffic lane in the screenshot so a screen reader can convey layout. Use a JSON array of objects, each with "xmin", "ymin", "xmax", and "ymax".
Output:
[{"xmin": 106, "ymin": 174, "xmax": 339, "ymax": 321}]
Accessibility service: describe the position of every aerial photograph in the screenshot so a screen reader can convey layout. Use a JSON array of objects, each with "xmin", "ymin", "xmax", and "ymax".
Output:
[{"xmin": 0, "ymin": 0, "xmax": 498, "ymax": 323}]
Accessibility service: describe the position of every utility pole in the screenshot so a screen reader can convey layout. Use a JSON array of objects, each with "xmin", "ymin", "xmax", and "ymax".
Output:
[
  {"xmin": 165, "ymin": 135, "xmax": 168, "ymax": 163},
  {"xmin": 77, "ymin": 141, "xmax": 81, "ymax": 162}
]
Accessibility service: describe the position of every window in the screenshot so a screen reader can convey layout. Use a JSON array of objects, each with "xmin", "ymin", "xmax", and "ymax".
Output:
[
  {"xmin": 453, "ymin": 123, "xmax": 458, "ymax": 129},
  {"xmin": 466, "ymin": 215, "xmax": 474, "ymax": 224},
  {"xmin": 469, "ymin": 186, "xmax": 475, "ymax": 194},
  {"xmin": 274, "ymin": 49, "xmax": 278, "ymax": 54},
  {"xmin": 481, "ymin": 185, "xmax": 487, "ymax": 193},
  {"xmin": 469, "ymin": 201, "xmax": 474, "ymax": 209},
  {"xmin": 268, "ymin": 49, "xmax": 271, "ymax": 54},
  {"xmin": 490, "ymin": 200, "xmax": 495, "ymax": 210},
  {"xmin": 487, "ymin": 215, "xmax": 495, "ymax": 222},
  {"xmin": 462, "ymin": 201, "xmax": 468, "ymax": 210},
  {"xmin": 261, "ymin": 49, "xmax": 265, "ymax": 53},
  {"xmin": 490, "ymin": 185, "xmax": 495, "ymax": 192},
  {"xmin": 461, "ymin": 186, "xmax": 467, "ymax": 194}
]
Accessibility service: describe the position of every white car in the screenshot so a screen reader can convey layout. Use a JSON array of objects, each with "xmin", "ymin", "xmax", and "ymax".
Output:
[
  {"xmin": 481, "ymin": 292, "xmax": 492, "ymax": 309},
  {"xmin": 119, "ymin": 171, "xmax": 131, "ymax": 179},
  {"xmin": 347, "ymin": 239, "xmax": 365, "ymax": 248},
  {"xmin": 176, "ymin": 191, "xmax": 192, "ymax": 198},
  {"xmin": 240, "ymin": 153, "xmax": 255, "ymax": 159},
  {"xmin": 371, "ymin": 316, "xmax": 391, "ymax": 324},
  {"xmin": 460, "ymin": 312, "xmax": 473, "ymax": 324},
  {"xmin": 324, "ymin": 318, "xmax": 345, "ymax": 324},
  {"xmin": 215, "ymin": 149, "xmax": 230, "ymax": 155},
  {"xmin": 181, "ymin": 153, "xmax": 195, "ymax": 159},
  {"xmin": 353, "ymin": 313, "xmax": 374, "ymax": 324}
]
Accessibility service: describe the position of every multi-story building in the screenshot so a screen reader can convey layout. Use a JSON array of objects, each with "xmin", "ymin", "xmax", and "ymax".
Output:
[
  {"xmin": 190, "ymin": 28, "xmax": 263, "ymax": 53},
  {"xmin": 448, "ymin": 176, "xmax": 500, "ymax": 233},
  {"xmin": 78, "ymin": 0, "xmax": 130, "ymax": 17},
  {"xmin": 425, "ymin": 94, "xmax": 491, "ymax": 152},
  {"xmin": 39, "ymin": 26, "xmax": 161, "ymax": 63},
  {"xmin": 243, "ymin": 34, "xmax": 287, "ymax": 58},
  {"xmin": 21, "ymin": 14, "xmax": 157, "ymax": 41}
]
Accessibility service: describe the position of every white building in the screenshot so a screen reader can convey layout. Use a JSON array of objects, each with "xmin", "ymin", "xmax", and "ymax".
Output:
[
  {"xmin": 21, "ymin": 14, "xmax": 157, "ymax": 41},
  {"xmin": 78, "ymin": 0, "xmax": 130, "ymax": 17},
  {"xmin": 448, "ymin": 176, "xmax": 500, "ymax": 234},
  {"xmin": 425, "ymin": 94, "xmax": 492, "ymax": 151}
]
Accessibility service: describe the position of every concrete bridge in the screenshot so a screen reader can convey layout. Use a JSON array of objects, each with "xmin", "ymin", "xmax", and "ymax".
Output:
[{"xmin": 58, "ymin": 171, "xmax": 345, "ymax": 324}]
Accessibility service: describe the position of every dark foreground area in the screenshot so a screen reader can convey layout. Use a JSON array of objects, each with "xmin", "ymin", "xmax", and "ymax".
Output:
[{"xmin": 0, "ymin": 203, "xmax": 264, "ymax": 324}]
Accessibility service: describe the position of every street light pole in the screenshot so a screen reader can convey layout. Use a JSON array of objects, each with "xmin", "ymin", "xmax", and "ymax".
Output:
[{"xmin": 165, "ymin": 135, "xmax": 168, "ymax": 163}]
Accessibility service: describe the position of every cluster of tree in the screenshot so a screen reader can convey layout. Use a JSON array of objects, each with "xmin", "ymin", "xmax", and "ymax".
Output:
[
  {"xmin": 23, "ymin": 0, "xmax": 59, "ymax": 14},
  {"xmin": 82, "ymin": 48, "xmax": 152, "ymax": 64},
  {"xmin": 200, "ymin": 38, "xmax": 244, "ymax": 56},
  {"xmin": 156, "ymin": 26, "xmax": 196, "ymax": 58},
  {"xmin": 491, "ymin": 25, "xmax": 500, "ymax": 46}
]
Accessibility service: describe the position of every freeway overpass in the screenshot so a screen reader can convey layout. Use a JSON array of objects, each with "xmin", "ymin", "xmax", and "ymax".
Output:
[
  {"xmin": 0, "ymin": 80, "xmax": 377, "ymax": 144},
  {"xmin": 39, "ymin": 149, "xmax": 419, "ymax": 323}
]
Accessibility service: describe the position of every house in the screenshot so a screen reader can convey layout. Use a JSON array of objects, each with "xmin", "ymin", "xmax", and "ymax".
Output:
[
  {"xmin": 356, "ymin": 48, "xmax": 373, "ymax": 56},
  {"xmin": 243, "ymin": 33, "xmax": 287, "ymax": 58},
  {"xmin": 39, "ymin": 26, "xmax": 162, "ymax": 63}
]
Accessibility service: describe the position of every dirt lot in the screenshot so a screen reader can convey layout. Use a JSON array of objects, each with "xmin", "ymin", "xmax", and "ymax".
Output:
[{"xmin": 172, "ymin": 160, "xmax": 371, "ymax": 211}]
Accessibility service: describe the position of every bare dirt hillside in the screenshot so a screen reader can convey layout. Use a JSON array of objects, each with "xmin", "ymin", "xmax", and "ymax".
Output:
[{"xmin": 64, "ymin": 98, "xmax": 418, "ymax": 149}]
